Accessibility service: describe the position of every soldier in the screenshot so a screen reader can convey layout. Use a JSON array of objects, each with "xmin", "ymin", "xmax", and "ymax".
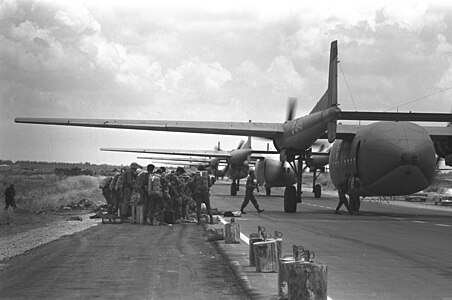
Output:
[
  {"xmin": 109, "ymin": 172, "xmax": 121, "ymax": 215},
  {"xmin": 335, "ymin": 173, "xmax": 351, "ymax": 215},
  {"xmin": 348, "ymin": 172, "xmax": 362, "ymax": 215},
  {"xmin": 189, "ymin": 165, "xmax": 213, "ymax": 225},
  {"xmin": 121, "ymin": 162, "xmax": 140, "ymax": 220},
  {"xmin": 136, "ymin": 164, "xmax": 154, "ymax": 223},
  {"xmin": 148, "ymin": 168, "xmax": 167, "ymax": 226},
  {"xmin": 99, "ymin": 176, "xmax": 113, "ymax": 213},
  {"xmin": 4, "ymin": 184, "xmax": 16, "ymax": 211},
  {"xmin": 165, "ymin": 167, "xmax": 185, "ymax": 223},
  {"xmin": 240, "ymin": 170, "xmax": 264, "ymax": 214}
]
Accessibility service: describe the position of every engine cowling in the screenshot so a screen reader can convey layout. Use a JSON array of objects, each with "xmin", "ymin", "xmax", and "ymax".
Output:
[
  {"xmin": 254, "ymin": 158, "xmax": 296, "ymax": 188},
  {"xmin": 229, "ymin": 149, "xmax": 252, "ymax": 165},
  {"xmin": 305, "ymin": 154, "xmax": 329, "ymax": 169}
]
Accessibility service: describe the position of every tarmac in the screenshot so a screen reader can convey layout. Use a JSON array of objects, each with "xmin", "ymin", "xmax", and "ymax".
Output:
[{"xmin": 0, "ymin": 219, "xmax": 251, "ymax": 300}]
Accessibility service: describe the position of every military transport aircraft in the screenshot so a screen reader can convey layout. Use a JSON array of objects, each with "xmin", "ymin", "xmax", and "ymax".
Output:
[
  {"xmin": 135, "ymin": 152, "xmax": 301, "ymax": 197},
  {"xmin": 101, "ymin": 137, "xmax": 279, "ymax": 195},
  {"xmin": 15, "ymin": 40, "xmax": 452, "ymax": 213}
]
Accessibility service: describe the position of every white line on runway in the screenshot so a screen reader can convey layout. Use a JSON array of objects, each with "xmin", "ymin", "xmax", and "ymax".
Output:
[
  {"xmin": 435, "ymin": 224, "xmax": 451, "ymax": 227},
  {"xmin": 413, "ymin": 220, "xmax": 426, "ymax": 224}
]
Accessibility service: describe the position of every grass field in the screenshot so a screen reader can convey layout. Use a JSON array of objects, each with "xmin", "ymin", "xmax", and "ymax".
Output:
[{"xmin": 0, "ymin": 166, "xmax": 106, "ymax": 226}]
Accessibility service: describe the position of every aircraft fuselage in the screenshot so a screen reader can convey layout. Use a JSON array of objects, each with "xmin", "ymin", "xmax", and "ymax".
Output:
[
  {"xmin": 329, "ymin": 121, "xmax": 436, "ymax": 196},
  {"xmin": 274, "ymin": 106, "xmax": 339, "ymax": 156}
]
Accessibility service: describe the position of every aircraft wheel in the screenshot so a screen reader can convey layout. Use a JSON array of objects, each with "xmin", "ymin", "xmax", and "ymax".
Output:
[
  {"xmin": 266, "ymin": 187, "xmax": 271, "ymax": 196},
  {"xmin": 313, "ymin": 184, "xmax": 321, "ymax": 198},
  {"xmin": 284, "ymin": 186, "xmax": 297, "ymax": 213},
  {"xmin": 231, "ymin": 182, "xmax": 237, "ymax": 196}
]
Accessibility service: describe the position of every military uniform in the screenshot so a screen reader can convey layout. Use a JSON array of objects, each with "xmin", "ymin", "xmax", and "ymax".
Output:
[
  {"xmin": 4, "ymin": 184, "xmax": 16, "ymax": 211},
  {"xmin": 109, "ymin": 173, "xmax": 121, "ymax": 215},
  {"xmin": 134, "ymin": 170, "xmax": 150, "ymax": 218},
  {"xmin": 335, "ymin": 174, "xmax": 350, "ymax": 214},
  {"xmin": 348, "ymin": 173, "xmax": 362, "ymax": 215},
  {"xmin": 240, "ymin": 172, "xmax": 264, "ymax": 214},
  {"xmin": 100, "ymin": 177, "xmax": 114, "ymax": 213},
  {"xmin": 115, "ymin": 171, "xmax": 125, "ymax": 216},
  {"xmin": 121, "ymin": 163, "xmax": 140, "ymax": 219},
  {"xmin": 165, "ymin": 172, "xmax": 184, "ymax": 222},
  {"xmin": 148, "ymin": 172, "xmax": 166, "ymax": 225},
  {"xmin": 189, "ymin": 169, "xmax": 213, "ymax": 225}
]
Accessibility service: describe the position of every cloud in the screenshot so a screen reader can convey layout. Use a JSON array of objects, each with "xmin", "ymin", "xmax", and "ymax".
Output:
[{"xmin": 2, "ymin": 0, "xmax": 452, "ymax": 164}]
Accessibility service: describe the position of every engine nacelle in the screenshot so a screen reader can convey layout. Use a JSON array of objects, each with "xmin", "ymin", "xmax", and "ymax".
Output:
[
  {"xmin": 254, "ymin": 158, "xmax": 296, "ymax": 188},
  {"xmin": 229, "ymin": 149, "xmax": 252, "ymax": 165},
  {"xmin": 305, "ymin": 154, "xmax": 329, "ymax": 169}
]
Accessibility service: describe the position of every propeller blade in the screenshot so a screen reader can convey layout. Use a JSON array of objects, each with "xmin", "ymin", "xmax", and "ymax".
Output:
[
  {"xmin": 286, "ymin": 97, "xmax": 297, "ymax": 121},
  {"xmin": 237, "ymin": 139, "xmax": 245, "ymax": 149}
]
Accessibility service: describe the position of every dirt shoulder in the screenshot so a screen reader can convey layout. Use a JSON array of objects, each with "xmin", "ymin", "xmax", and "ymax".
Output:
[{"xmin": 0, "ymin": 209, "xmax": 101, "ymax": 262}]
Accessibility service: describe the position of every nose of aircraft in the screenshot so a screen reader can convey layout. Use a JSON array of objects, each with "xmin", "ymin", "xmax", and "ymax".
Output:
[{"xmin": 359, "ymin": 122, "xmax": 436, "ymax": 196}]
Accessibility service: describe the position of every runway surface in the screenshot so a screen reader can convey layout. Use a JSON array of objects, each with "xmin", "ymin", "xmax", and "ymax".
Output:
[
  {"xmin": 0, "ymin": 212, "xmax": 248, "ymax": 299},
  {"xmin": 1, "ymin": 179, "xmax": 451, "ymax": 300},
  {"xmin": 211, "ymin": 181, "xmax": 452, "ymax": 300}
]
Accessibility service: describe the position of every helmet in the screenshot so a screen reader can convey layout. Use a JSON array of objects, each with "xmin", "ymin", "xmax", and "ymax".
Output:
[{"xmin": 130, "ymin": 162, "xmax": 141, "ymax": 169}]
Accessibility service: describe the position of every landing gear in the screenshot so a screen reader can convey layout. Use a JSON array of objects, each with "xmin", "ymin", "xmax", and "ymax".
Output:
[
  {"xmin": 231, "ymin": 182, "xmax": 237, "ymax": 196},
  {"xmin": 283, "ymin": 151, "xmax": 310, "ymax": 213},
  {"xmin": 284, "ymin": 186, "xmax": 297, "ymax": 213},
  {"xmin": 230, "ymin": 179, "xmax": 240, "ymax": 196},
  {"xmin": 311, "ymin": 168, "xmax": 322, "ymax": 198},
  {"xmin": 266, "ymin": 187, "xmax": 271, "ymax": 196},
  {"xmin": 313, "ymin": 184, "xmax": 321, "ymax": 198}
]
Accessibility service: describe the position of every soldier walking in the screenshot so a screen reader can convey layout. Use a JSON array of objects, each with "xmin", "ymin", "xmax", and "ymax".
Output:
[
  {"xmin": 335, "ymin": 173, "xmax": 351, "ymax": 215},
  {"xmin": 240, "ymin": 170, "xmax": 264, "ymax": 214}
]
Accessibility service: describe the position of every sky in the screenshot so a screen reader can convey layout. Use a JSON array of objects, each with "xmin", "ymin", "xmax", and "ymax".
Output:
[{"xmin": 1, "ymin": 0, "xmax": 452, "ymax": 165}]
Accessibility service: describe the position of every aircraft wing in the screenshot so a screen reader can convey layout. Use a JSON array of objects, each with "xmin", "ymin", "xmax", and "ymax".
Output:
[
  {"xmin": 14, "ymin": 118, "xmax": 283, "ymax": 139},
  {"xmin": 100, "ymin": 148, "xmax": 233, "ymax": 158},
  {"xmin": 137, "ymin": 156, "xmax": 223, "ymax": 163},
  {"xmin": 320, "ymin": 124, "xmax": 452, "ymax": 140},
  {"xmin": 423, "ymin": 126, "xmax": 452, "ymax": 138},
  {"xmin": 338, "ymin": 111, "xmax": 452, "ymax": 123}
]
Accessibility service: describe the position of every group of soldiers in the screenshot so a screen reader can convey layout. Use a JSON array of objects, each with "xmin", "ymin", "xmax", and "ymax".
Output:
[{"xmin": 100, "ymin": 162, "xmax": 214, "ymax": 226}]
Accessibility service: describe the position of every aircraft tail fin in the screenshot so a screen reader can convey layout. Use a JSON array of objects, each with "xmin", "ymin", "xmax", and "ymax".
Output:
[
  {"xmin": 242, "ymin": 136, "xmax": 252, "ymax": 149},
  {"xmin": 327, "ymin": 40, "xmax": 338, "ymax": 143}
]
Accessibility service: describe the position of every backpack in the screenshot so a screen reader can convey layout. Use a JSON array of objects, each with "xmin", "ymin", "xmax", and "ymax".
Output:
[
  {"xmin": 115, "ymin": 173, "xmax": 124, "ymax": 190},
  {"xmin": 148, "ymin": 174, "xmax": 162, "ymax": 197},
  {"xmin": 99, "ymin": 177, "xmax": 112, "ymax": 189},
  {"xmin": 194, "ymin": 171, "xmax": 210, "ymax": 193},
  {"xmin": 109, "ymin": 173, "xmax": 120, "ymax": 190}
]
